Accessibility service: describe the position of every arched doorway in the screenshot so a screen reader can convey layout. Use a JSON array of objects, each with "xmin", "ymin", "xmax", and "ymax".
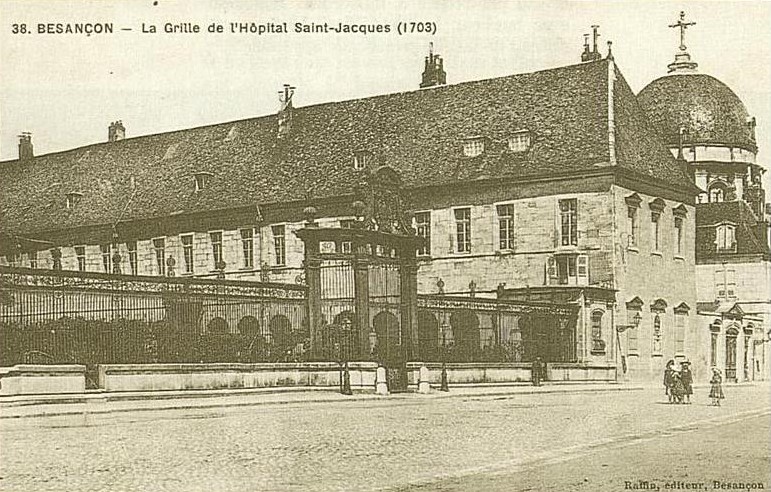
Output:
[
  {"xmin": 237, "ymin": 315, "xmax": 264, "ymax": 362},
  {"xmin": 449, "ymin": 310, "xmax": 480, "ymax": 361},
  {"xmin": 373, "ymin": 311, "xmax": 400, "ymax": 360},
  {"xmin": 237, "ymin": 315, "xmax": 260, "ymax": 337},
  {"xmin": 269, "ymin": 314, "xmax": 293, "ymax": 358},
  {"xmin": 725, "ymin": 326, "xmax": 739, "ymax": 381},
  {"xmin": 417, "ymin": 310, "xmax": 439, "ymax": 360},
  {"xmin": 207, "ymin": 317, "xmax": 228, "ymax": 334}
]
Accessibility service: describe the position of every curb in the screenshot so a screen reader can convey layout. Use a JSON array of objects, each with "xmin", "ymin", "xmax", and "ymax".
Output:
[{"xmin": 0, "ymin": 384, "xmax": 644, "ymax": 420}]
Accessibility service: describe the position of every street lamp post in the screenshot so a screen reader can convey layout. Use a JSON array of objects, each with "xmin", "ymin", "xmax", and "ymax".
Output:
[{"xmin": 616, "ymin": 312, "xmax": 642, "ymax": 376}]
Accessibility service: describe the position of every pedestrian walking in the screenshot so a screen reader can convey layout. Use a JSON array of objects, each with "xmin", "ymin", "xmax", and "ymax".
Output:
[
  {"xmin": 680, "ymin": 361, "xmax": 693, "ymax": 404},
  {"xmin": 709, "ymin": 367, "xmax": 725, "ymax": 406},
  {"xmin": 531, "ymin": 357, "xmax": 542, "ymax": 387},
  {"xmin": 663, "ymin": 359, "xmax": 675, "ymax": 403}
]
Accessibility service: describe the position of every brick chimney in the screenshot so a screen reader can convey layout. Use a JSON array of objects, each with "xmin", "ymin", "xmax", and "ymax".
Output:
[
  {"xmin": 18, "ymin": 132, "xmax": 33, "ymax": 160},
  {"xmin": 420, "ymin": 42, "xmax": 446, "ymax": 89},
  {"xmin": 108, "ymin": 121, "xmax": 126, "ymax": 142},
  {"xmin": 581, "ymin": 26, "xmax": 602, "ymax": 62}
]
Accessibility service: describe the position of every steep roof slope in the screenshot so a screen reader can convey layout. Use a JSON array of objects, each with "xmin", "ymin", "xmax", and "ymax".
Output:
[
  {"xmin": 0, "ymin": 58, "xmax": 690, "ymax": 239},
  {"xmin": 696, "ymin": 201, "xmax": 769, "ymax": 259}
]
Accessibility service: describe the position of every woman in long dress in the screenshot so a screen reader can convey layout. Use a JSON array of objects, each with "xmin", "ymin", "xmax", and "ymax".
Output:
[
  {"xmin": 670, "ymin": 371, "xmax": 686, "ymax": 404},
  {"xmin": 709, "ymin": 368, "xmax": 725, "ymax": 406},
  {"xmin": 663, "ymin": 360, "xmax": 675, "ymax": 403}
]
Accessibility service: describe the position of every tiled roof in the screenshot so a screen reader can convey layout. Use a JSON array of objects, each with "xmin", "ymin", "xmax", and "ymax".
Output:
[
  {"xmin": 0, "ymin": 59, "xmax": 691, "ymax": 239},
  {"xmin": 637, "ymin": 74, "xmax": 756, "ymax": 151},
  {"xmin": 695, "ymin": 201, "xmax": 769, "ymax": 259}
]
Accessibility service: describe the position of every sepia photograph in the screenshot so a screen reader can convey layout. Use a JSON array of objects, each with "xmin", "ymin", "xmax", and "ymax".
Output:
[{"xmin": 0, "ymin": 1, "xmax": 769, "ymax": 491}]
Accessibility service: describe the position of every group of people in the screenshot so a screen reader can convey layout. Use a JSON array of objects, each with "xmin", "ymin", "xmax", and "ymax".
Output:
[{"xmin": 663, "ymin": 360, "xmax": 725, "ymax": 406}]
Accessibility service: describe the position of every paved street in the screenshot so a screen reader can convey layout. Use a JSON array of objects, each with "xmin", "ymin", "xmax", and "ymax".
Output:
[{"xmin": 0, "ymin": 384, "xmax": 769, "ymax": 492}]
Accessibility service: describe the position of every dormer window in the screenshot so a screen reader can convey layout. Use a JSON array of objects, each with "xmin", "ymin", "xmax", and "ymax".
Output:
[
  {"xmin": 194, "ymin": 172, "xmax": 214, "ymax": 192},
  {"xmin": 462, "ymin": 137, "xmax": 485, "ymax": 157},
  {"xmin": 508, "ymin": 131, "xmax": 531, "ymax": 152},
  {"xmin": 353, "ymin": 150, "xmax": 371, "ymax": 170},
  {"xmin": 715, "ymin": 223, "xmax": 737, "ymax": 253},
  {"xmin": 65, "ymin": 192, "xmax": 83, "ymax": 209}
]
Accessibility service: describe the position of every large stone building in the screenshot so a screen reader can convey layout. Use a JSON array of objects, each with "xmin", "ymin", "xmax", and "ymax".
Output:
[
  {"xmin": 636, "ymin": 12, "xmax": 770, "ymax": 382},
  {"xmin": 1, "ymin": 20, "xmax": 766, "ymax": 383}
]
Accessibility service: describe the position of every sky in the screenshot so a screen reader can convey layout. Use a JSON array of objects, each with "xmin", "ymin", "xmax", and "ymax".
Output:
[{"xmin": 1, "ymin": 0, "xmax": 770, "ymax": 174}]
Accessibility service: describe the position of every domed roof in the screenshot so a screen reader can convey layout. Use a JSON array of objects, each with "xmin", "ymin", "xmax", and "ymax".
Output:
[{"xmin": 637, "ymin": 74, "xmax": 756, "ymax": 151}]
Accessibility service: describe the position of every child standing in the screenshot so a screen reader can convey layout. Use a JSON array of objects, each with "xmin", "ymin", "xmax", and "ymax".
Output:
[
  {"xmin": 709, "ymin": 367, "xmax": 725, "ymax": 406},
  {"xmin": 681, "ymin": 361, "xmax": 693, "ymax": 404}
]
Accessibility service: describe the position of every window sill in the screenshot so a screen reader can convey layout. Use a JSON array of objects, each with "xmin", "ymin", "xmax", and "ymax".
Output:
[
  {"xmin": 495, "ymin": 249, "xmax": 515, "ymax": 256},
  {"xmin": 650, "ymin": 251, "xmax": 663, "ymax": 258},
  {"xmin": 626, "ymin": 246, "xmax": 639, "ymax": 253},
  {"xmin": 590, "ymin": 350, "xmax": 607, "ymax": 356},
  {"xmin": 651, "ymin": 352, "xmax": 663, "ymax": 357},
  {"xmin": 627, "ymin": 351, "xmax": 639, "ymax": 357},
  {"xmin": 673, "ymin": 255, "xmax": 685, "ymax": 261}
]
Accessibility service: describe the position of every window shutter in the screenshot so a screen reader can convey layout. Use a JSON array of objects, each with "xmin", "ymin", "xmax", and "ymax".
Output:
[
  {"xmin": 577, "ymin": 254, "xmax": 588, "ymax": 285},
  {"xmin": 546, "ymin": 256, "xmax": 557, "ymax": 283}
]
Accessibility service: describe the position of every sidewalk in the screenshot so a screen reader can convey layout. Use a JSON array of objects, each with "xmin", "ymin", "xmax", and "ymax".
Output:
[{"xmin": 0, "ymin": 382, "xmax": 644, "ymax": 420}]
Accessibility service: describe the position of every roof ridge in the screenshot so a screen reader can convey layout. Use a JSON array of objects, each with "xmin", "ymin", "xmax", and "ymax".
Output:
[{"xmin": 1, "ymin": 60, "xmax": 610, "ymax": 163}]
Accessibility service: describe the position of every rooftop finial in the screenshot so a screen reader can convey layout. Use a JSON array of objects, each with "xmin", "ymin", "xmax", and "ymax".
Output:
[
  {"xmin": 606, "ymin": 40, "xmax": 613, "ymax": 60},
  {"xmin": 670, "ymin": 11, "xmax": 696, "ymax": 52},
  {"xmin": 667, "ymin": 11, "xmax": 698, "ymax": 73}
]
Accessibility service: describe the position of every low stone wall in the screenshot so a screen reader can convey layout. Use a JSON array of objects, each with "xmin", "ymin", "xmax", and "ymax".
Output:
[
  {"xmin": 408, "ymin": 362, "xmax": 617, "ymax": 385},
  {"xmin": 0, "ymin": 365, "xmax": 86, "ymax": 395},
  {"xmin": 97, "ymin": 362, "xmax": 379, "ymax": 392},
  {"xmin": 407, "ymin": 362, "xmax": 531, "ymax": 385},
  {"xmin": 546, "ymin": 363, "xmax": 617, "ymax": 382}
]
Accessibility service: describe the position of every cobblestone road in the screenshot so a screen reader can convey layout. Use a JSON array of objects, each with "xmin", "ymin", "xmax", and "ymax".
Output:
[{"xmin": 0, "ymin": 385, "xmax": 769, "ymax": 492}]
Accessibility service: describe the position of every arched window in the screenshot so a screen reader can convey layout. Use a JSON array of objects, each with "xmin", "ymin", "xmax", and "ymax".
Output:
[
  {"xmin": 590, "ymin": 310, "xmax": 605, "ymax": 354},
  {"xmin": 708, "ymin": 182, "xmax": 726, "ymax": 203}
]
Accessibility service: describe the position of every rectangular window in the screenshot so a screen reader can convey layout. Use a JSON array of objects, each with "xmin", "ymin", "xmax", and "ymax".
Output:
[
  {"xmin": 75, "ymin": 246, "xmax": 86, "ymax": 272},
  {"xmin": 181, "ymin": 234, "xmax": 194, "ymax": 274},
  {"xmin": 126, "ymin": 241, "xmax": 138, "ymax": 275},
  {"xmin": 272, "ymin": 225, "xmax": 286, "ymax": 266},
  {"xmin": 339, "ymin": 219, "xmax": 355, "ymax": 254},
  {"xmin": 627, "ymin": 207, "xmax": 639, "ymax": 247},
  {"xmin": 559, "ymin": 199, "xmax": 577, "ymax": 246},
  {"xmin": 674, "ymin": 217, "xmax": 684, "ymax": 256},
  {"xmin": 414, "ymin": 212, "xmax": 431, "ymax": 256},
  {"xmin": 508, "ymin": 132, "xmax": 531, "ymax": 152},
  {"xmin": 675, "ymin": 314, "xmax": 686, "ymax": 354},
  {"xmin": 240, "ymin": 228, "xmax": 254, "ymax": 268},
  {"xmin": 463, "ymin": 139, "xmax": 484, "ymax": 157},
  {"xmin": 209, "ymin": 232, "xmax": 223, "ymax": 269},
  {"xmin": 651, "ymin": 213, "xmax": 661, "ymax": 251},
  {"xmin": 29, "ymin": 251, "xmax": 38, "ymax": 269},
  {"xmin": 152, "ymin": 238, "xmax": 166, "ymax": 276},
  {"xmin": 497, "ymin": 204, "xmax": 515, "ymax": 250},
  {"xmin": 100, "ymin": 244, "xmax": 112, "ymax": 273},
  {"xmin": 556, "ymin": 255, "xmax": 577, "ymax": 285},
  {"xmin": 716, "ymin": 224, "xmax": 736, "ymax": 252},
  {"xmin": 454, "ymin": 208, "xmax": 472, "ymax": 253},
  {"xmin": 726, "ymin": 268, "xmax": 736, "ymax": 299},
  {"xmin": 715, "ymin": 267, "xmax": 737, "ymax": 300}
]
